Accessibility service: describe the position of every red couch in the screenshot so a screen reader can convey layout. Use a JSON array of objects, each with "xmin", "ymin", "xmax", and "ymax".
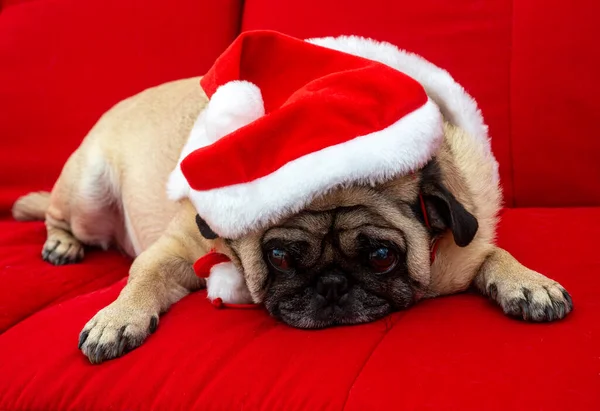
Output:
[{"xmin": 1, "ymin": 0, "xmax": 599, "ymax": 409}]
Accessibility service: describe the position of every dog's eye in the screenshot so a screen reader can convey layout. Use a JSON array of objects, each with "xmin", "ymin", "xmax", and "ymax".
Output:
[
  {"xmin": 368, "ymin": 247, "xmax": 398, "ymax": 274},
  {"xmin": 267, "ymin": 249, "xmax": 293, "ymax": 272}
]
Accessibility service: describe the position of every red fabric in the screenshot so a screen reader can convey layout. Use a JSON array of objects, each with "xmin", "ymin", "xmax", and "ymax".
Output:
[
  {"xmin": 193, "ymin": 251, "xmax": 231, "ymax": 278},
  {"xmin": 2, "ymin": 0, "xmax": 600, "ymax": 409},
  {"xmin": 186, "ymin": 31, "xmax": 427, "ymax": 189},
  {"xmin": 0, "ymin": 0, "xmax": 242, "ymax": 216},
  {"xmin": 211, "ymin": 298, "xmax": 261, "ymax": 310},
  {"xmin": 0, "ymin": 208, "xmax": 598, "ymax": 410},
  {"xmin": 510, "ymin": 0, "xmax": 600, "ymax": 206},
  {"xmin": 0, "ymin": 221, "xmax": 130, "ymax": 332}
]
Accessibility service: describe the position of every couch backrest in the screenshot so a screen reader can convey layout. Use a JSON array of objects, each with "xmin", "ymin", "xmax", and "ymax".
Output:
[
  {"xmin": 242, "ymin": 0, "xmax": 600, "ymax": 207},
  {"xmin": 2, "ymin": 0, "xmax": 599, "ymax": 211},
  {"xmin": 0, "ymin": 0, "xmax": 242, "ymax": 214}
]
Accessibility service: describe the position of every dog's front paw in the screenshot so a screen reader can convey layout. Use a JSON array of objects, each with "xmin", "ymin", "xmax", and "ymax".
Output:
[
  {"xmin": 484, "ymin": 272, "xmax": 573, "ymax": 322},
  {"xmin": 475, "ymin": 248, "xmax": 573, "ymax": 322},
  {"xmin": 78, "ymin": 303, "xmax": 159, "ymax": 364}
]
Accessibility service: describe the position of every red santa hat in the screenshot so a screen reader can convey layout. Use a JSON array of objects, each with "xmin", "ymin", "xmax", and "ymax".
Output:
[{"xmin": 167, "ymin": 30, "xmax": 444, "ymax": 239}]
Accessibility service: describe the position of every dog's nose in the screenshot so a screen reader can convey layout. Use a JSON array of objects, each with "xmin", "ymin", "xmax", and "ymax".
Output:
[{"xmin": 316, "ymin": 273, "xmax": 349, "ymax": 304}]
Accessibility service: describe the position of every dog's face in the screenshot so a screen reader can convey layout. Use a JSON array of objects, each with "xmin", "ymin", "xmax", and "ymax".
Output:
[
  {"xmin": 223, "ymin": 159, "xmax": 478, "ymax": 328},
  {"xmin": 258, "ymin": 204, "xmax": 422, "ymax": 328}
]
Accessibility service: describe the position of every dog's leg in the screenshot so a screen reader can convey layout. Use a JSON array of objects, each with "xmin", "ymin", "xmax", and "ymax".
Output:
[
  {"xmin": 43, "ymin": 142, "xmax": 124, "ymax": 265},
  {"xmin": 42, "ymin": 150, "xmax": 88, "ymax": 265},
  {"xmin": 78, "ymin": 203, "xmax": 207, "ymax": 364},
  {"xmin": 11, "ymin": 190, "xmax": 83, "ymax": 265},
  {"xmin": 474, "ymin": 247, "xmax": 573, "ymax": 321}
]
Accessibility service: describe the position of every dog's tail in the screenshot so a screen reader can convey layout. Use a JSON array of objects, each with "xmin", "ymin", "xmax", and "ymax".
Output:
[{"xmin": 12, "ymin": 191, "xmax": 50, "ymax": 221}]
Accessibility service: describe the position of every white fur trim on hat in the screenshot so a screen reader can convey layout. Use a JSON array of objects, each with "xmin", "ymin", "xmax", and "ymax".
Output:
[{"xmin": 186, "ymin": 98, "xmax": 442, "ymax": 238}]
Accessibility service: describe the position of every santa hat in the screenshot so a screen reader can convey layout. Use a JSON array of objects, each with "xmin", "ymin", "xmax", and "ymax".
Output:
[{"xmin": 167, "ymin": 30, "xmax": 444, "ymax": 239}]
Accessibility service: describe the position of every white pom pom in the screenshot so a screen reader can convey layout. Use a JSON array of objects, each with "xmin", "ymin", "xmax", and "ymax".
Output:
[
  {"xmin": 206, "ymin": 262, "xmax": 253, "ymax": 304},
  {"xmin": 204, "ymin": 80, "xmax": 265, "ymax": 142}
]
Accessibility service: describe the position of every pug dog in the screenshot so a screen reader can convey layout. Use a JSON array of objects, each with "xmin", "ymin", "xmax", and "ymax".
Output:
[{"xmin": 12, "ymin": 36, "xmax": 573, "ymax": 364}]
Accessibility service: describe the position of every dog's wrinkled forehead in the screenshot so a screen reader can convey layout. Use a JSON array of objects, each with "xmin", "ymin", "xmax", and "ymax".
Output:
[
  {"xmin": 307, "ymin": 174, "xmax": 420, "ymax": 213},
  {"xmin": 269, "ymin": 205, "xmax": 397, "ymax": 238},
  {"xmin": 265, "ymin": 176, "xmax": 421, "ymax": 243}
]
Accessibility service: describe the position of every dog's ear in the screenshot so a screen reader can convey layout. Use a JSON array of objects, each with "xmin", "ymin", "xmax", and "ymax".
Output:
[
  {"xmin": 420, "ymin": 161, "xmax": 478, "ymax": 247},
  {"xmin": 195, "ymin": 214, "xmax": 219, "ymax": 240}
]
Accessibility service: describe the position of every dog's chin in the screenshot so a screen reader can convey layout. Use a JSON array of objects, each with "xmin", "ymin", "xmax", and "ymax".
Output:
[{"xmin": 265, "ymin": 286, "xmax": 398, "ymax": 329}]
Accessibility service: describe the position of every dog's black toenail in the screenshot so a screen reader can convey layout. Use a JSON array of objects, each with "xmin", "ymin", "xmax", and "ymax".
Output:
[
  {"xmin": 561, "ymin": 289, "xmax": 573, "ymax": 310},
  {"xmin": 504, "ymin": 298, "xmax": 524, "ymax": 318},
  {"xmin": 518, "ymin": 299, "xmax": 530, "ymax": 321},
  {"xmin": 117, "ymin": 328, "xmax": 127, "ymax": 356},
  {"xmin": 92, "ymin": 344, "xmax": 105, "ymax": 364},
  {"xmin": 544, "ymin": 305, "xmax": 556, "ymax": 321},
  {"xmin": 45, "ymin": 240, "xmax": 60, "ymax": 257},
  {"xmin": 552, "ymin": 300, "xmax": 566, "ymax": 319},
  {"xmin": 78, "ymin": 330, "xmax": 90, "ymax": 349},
  {"xmin": 86, "ymin": 342, "xmax": 98, "ymax": 363},
  {"xmin": 521, "ymin": 288, "xmax": 532, "ymax": 302},
  {"xmin": 149, "ymin": 316, "xmax": 158, "ymax": 334},
  {"xmin": 101, "ymin": 342, "xmax": 118, "ymax": 360},
  {"xmin": 123, "ymin": 335, "xmax": 143, "ymax": 354},
  {"xmin": 487, "ymin": 283, "xmax": 498, "ymax": 300},
  {"xmin": 42, "ymin": 246, "xmax": 53, "ymax": 261}
]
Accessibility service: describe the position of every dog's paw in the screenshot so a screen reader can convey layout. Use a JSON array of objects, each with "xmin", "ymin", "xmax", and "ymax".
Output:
[
  {"xmin": 42, "ymin": 233, "xmax": 84, "ymax": 265},
  {"xmin": 485, "ymin": 273, "xmax": 573, "ymax": 322},
  {"xmin": 79, "ymin": 303, "xmax": 159, "ymax": 364}
]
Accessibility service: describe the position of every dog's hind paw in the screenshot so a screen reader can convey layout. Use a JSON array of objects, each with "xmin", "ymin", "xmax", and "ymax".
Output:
[{"xmin": 42, "ymin": 231, "xmax": 84, "ymax": 265}]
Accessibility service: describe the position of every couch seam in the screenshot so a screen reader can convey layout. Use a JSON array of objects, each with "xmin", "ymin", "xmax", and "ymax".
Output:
[
  {"xmin": 236, "ymin": 0, "xmax": 246, "ymax": 34},
  {"xmin": 1, "ymin": 0, "xmax": 39, "ymax": 12},
  {"xmin": 340, "ymin": 314, "xmax": 402, "ymax": 411},
  {"xmin": 507, "ymin": 0, "xmax": 517, "ymax": 207}
]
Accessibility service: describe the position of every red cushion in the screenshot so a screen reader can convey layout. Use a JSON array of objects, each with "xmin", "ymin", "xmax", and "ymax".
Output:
[
  {"xmin": 242, "ymin": 0, "xmax": 515, "ymax": 205},
  {"xmin": 0, "ymin": 220, "xmax": 130, "ymax": 332},
  {"xmin": 2, "ymin": 0, "xmax": 599, "ymax": 409},
  {"xmin": 510, "ymin": 0, "xmax": 600, "ymax": 206},
  {"xmin": 0, "ymin": 207, "xmax": 598, "ymax": 409},
  {"xmin": 0, "ymin": 0, "xmax": 242, "ymax": 216}
]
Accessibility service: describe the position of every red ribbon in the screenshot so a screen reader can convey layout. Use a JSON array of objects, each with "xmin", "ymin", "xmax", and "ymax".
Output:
[
  {"xmin": 193, "ymin": 250, "xmax": 230, "ymax": 278},
  {"xmin": 210, "ymin": 298, "xmax": 262, "ymax": 310},
  {"xmin": 418, "ymin": 192, "xmax": 439, "ymax": 264}
]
